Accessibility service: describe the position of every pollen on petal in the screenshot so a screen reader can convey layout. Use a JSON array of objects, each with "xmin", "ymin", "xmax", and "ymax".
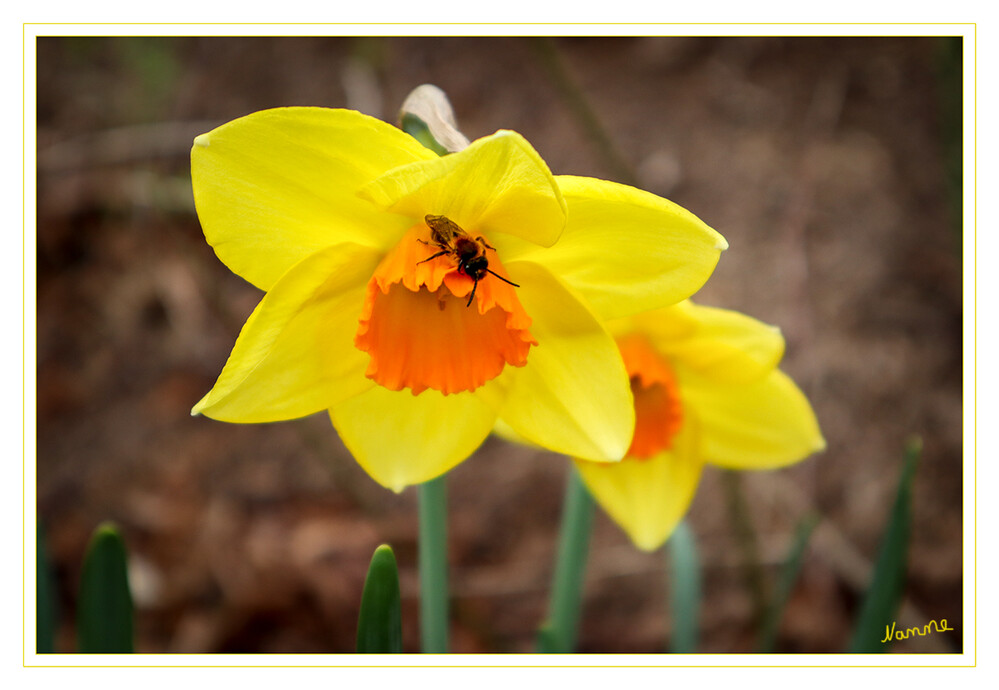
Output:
[
  {"xmin": 617, "ymin": 334, "xmax": 684, "ymax": 459},
  {"xmin": 354, "ymin": 224, "xmax": 536, "ymax": 395}
]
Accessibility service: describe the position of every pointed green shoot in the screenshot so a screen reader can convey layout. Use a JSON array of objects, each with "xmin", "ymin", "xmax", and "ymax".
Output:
[
  {"xmin": 356, "ymin": 544, "xmax": 403, "ymax": 653},
  {"xmin": 77, "ymin": 522, "xmax": 133, "ymax": 653},
  {"xmin": 667, "ymin": 520, "xmax": 701, "ymax": 653},
  {"xmin": 757, "ymin": 512, "xmax": 820, "ymax": 652},
  {"xmin": 535, "ymin": 623, "xmax": 559, "ymax": 654},
  {"xmin": 847, "ymin": 436, "xmax": 921, "ymax": 653}
]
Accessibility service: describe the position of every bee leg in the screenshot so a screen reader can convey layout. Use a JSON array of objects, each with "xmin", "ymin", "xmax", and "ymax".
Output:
[
  {"xmin": 476, "ymin": 236, "xmax": 496, "ymax": 251},
  {"xmin": 417, "ymin": 250, "xmax": 448, "ymax": 265},
  {"xmin": 465, "ymin": 279, "xmax": 478, "ymax": 308}
]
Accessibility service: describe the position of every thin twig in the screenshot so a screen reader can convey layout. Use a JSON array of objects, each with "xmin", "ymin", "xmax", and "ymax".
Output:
[{"xmin": 530, "ymin": 38, "xmax": 638, "ymax": 186}]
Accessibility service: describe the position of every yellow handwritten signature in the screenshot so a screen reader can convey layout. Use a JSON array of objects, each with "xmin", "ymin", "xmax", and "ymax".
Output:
[{"xmin": 881, "ymin": 618, "xmax": 954, "ymax": 643}]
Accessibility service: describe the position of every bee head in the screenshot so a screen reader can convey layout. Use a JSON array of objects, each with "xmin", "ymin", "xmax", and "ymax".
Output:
[{"xmin": 460, "ymin": 255, "xmax": 489, "ymax": 280}]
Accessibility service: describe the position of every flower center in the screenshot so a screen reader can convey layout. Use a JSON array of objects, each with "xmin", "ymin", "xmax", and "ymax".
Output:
[
  {"xmin": 354, "ymin": 221, "xmax": 536, "ymax": 396},
  {"xmin": 617, "ymin": 334, "xmax": 684, "ymax": 459}
]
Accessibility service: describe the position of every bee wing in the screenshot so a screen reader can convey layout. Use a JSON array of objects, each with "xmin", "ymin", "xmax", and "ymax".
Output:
[{"xmin": 425, "ymin": 214, "xmax": 463, "ymax": 244}]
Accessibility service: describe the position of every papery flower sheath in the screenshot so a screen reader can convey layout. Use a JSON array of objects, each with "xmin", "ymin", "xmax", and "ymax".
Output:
[
  {"xmin": 574, "ymin": 300, "xmax": 825, "ymax": 551},
  {"xmin": 190, "ymin": 107, "xmax": 727, "ymax": 491}
]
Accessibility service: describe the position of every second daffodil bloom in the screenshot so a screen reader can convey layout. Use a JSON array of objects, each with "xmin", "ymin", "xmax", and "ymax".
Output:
[
  {"xmin": 574, "ymin": 300, "xmax": 825, "ymax": 551},
  {"xmin": 190, "ymin": 107, "xmax": 727, "ymax": 492}
]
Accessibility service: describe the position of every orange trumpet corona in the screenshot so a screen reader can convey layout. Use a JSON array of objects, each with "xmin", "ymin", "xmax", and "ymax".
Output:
[
  {"xmin": 354, "ymin": 224, "xmax": 536, "ymax": 396},
  {"xmin": 617, "ymin": 334, "xmax": 684, "ymax": 459}
]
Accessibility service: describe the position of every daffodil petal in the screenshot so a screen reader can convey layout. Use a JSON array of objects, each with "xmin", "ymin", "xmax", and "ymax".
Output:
[
  {"xmin": 498, "ymin": 262, "xmax": 634, "ymax": 462},
  {"xmin": 358, "ymin": 130, "xmax": 566, "ymax": 247},
  {"xmin": 626, "ymin": 301, "xmax": 786, "ymax": 384},
  {"xmin": 192, "ymin": 243, "xmax": 382, "ymax": 422},
  {"xmin": 329, "ymin": 387, "xmax": 498, "ymax": 492},
  {"xmin": 574, "ymin": 418, "xmax": 703, "ymax": 552},
  {"xmin": 192, "ymin": 107, "xmax": 434, "ymax": 290},
  {"xmin": 682, "ymin": 368, "xmax": 825, "ymax": 469},
  {"xmin": 510, "ymin": 175, "xmax": 727, "ymax": 321}
]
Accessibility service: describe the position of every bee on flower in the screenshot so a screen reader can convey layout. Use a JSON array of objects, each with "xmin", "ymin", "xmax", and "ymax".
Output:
[
  {"xmin": 190, "ymin": 106, "xmax": 727, "ymax": 491},
  {"xmin": 417, "ymin": 214, "xmax": 520, "ymax": 307}
]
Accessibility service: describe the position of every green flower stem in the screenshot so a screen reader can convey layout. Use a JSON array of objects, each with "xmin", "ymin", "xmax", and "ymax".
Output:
[
  {"xmin": 418, "ymin": 474, "xmax": 449, "ymax": 653},
  {"xmin": 666, "ymin": 520, "xmax": 701, "ymax": 653},
  {"xmin": 538, "ymin": 465, "xmax": 595, "ymax": 653}
]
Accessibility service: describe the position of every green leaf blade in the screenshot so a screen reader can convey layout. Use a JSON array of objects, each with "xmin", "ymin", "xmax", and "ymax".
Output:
[
  {"xmin": 758, "ymin": 513, "xmax": 820, "ymax": 652},
  {"xmin": 357, "ymin": 544, "xmax": 403, "ymax": 654},
  {"xmin": 847, "ymin": 437, "xmax": 921, "ymax": 653},
  {"xmin": 37, "ymin": 522, "xmax": 57, "ymax": 654}
]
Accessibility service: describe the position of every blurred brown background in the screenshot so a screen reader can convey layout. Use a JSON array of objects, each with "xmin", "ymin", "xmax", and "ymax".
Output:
[{"xmin": 35, "ymin": 36, "xmax": 964, "ymax": 654}]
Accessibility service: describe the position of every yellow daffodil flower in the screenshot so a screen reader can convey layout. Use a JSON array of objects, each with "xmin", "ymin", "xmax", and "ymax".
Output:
[
  {"xmin": 575, "ymin": 300, "xmax": 825, "ymax": 551},
  {"xmin": 190, "ymin": 107, "xmax": 727, "ymax": 491}
]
